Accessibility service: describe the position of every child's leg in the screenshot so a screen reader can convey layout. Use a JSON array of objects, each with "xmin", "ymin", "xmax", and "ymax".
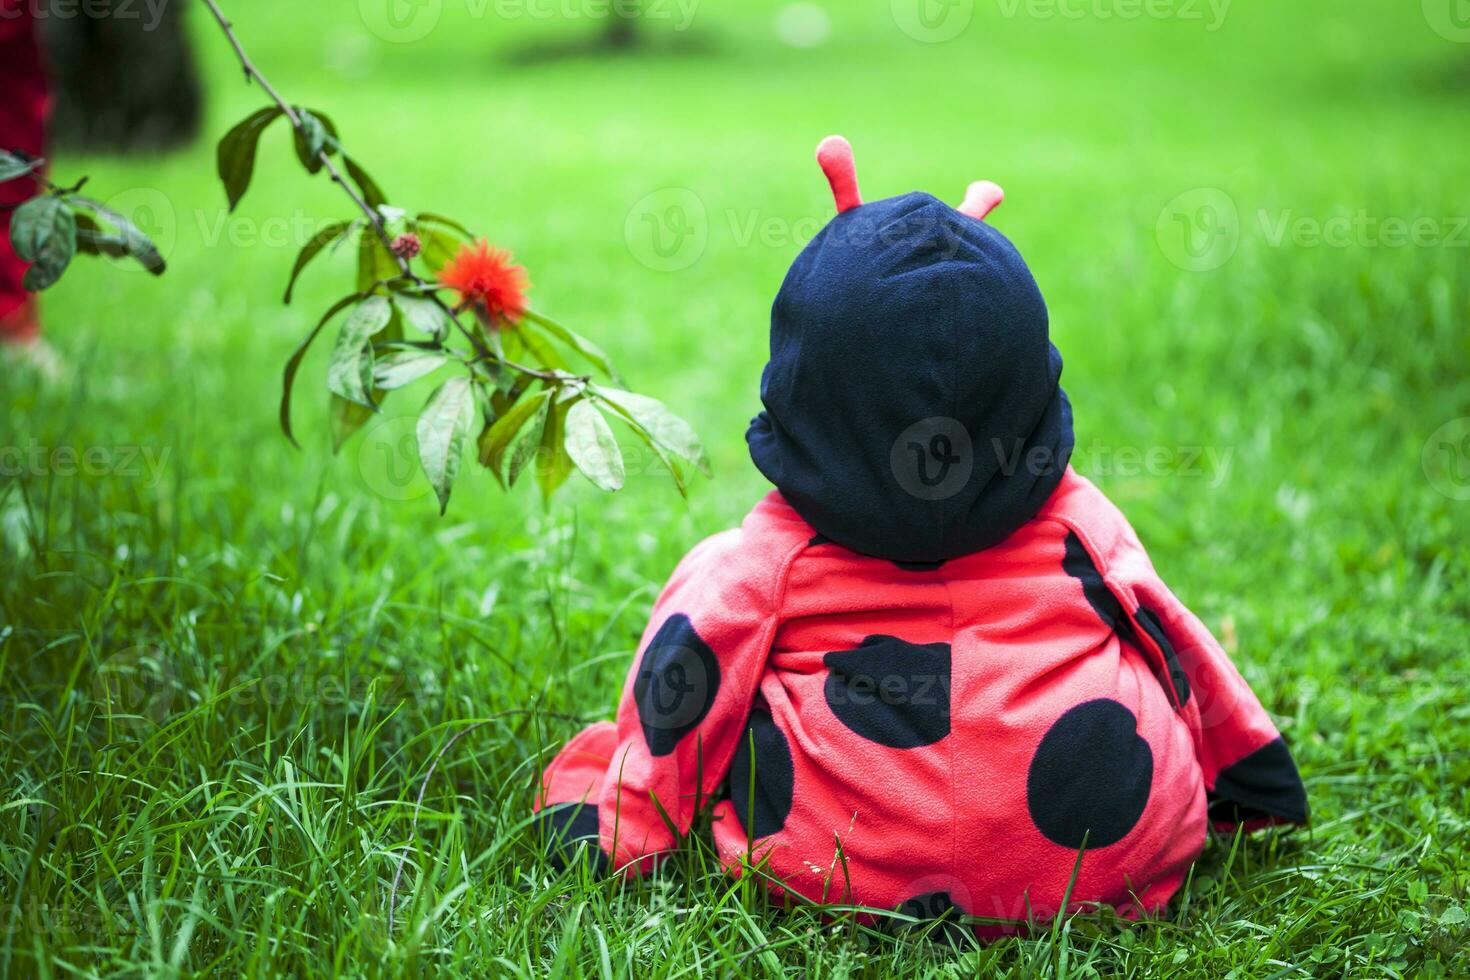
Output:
[{"xmin": 1, "ymin": 0, "xmax": 50, "ymax": 344}]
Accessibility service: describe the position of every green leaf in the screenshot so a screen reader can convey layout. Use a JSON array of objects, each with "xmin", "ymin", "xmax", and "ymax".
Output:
[
  {"xmin": 73, "ymin": 212, "xmax": 128, "ymax": 259},
  {"xmin": 284, "ymin": 220, "xmax": 354, "ymax": 303},
  {"xmin": 415, "ymin": 212, "xmax": 475, "ymax": 240},
  {"xmin": 217, "ymin": 106, "xmax": 285, "ymax": 212},
  {"xmin": 612, "ymin": 412, "xmax": 688, "ymax": 497},
  {"xmin": 373, "ymin": 350, "xmax": 448, "ymax": 390},
  {"xmin": 1408, "ymin": 879, "xmax": 1429, "ymax": 906},
  {"xmin": 416, "ymin": 376, "xmax": 476, "ymax": 514},
  {"xmin": 0, "ymin": 150, "xmax": 38, "ymax": 183},
  {"xmin": 594, "ymin": 387, "xmax": 708, "ymax": 475},
  {"xmin": 476, "ymin": 390, "xmax": 546, "ymax": 481},
  {"xmin": 281, "ymin": 293, "xmax": 365, "ymax": 447},
  {"xmin": 392, "ymin": 294, "xmax": 450, "ymax": 340},
  {"xmin": 292, "ymin": 108, "xmax": 337, "ymax": 174},
  {"xmin": 522, "ymin": 310, "xmax": 624, "ymax": 384},
  {"xmin": 11, "ymin": 196, "xmax": 65, "ymax": 262},
  {"xmin": 477, "ymin": 387, "xmax": 550, "ymax": 480},
  {"xmin": 536, "ymin": 395, "xmax": 577, "ymax": 502},
  {"xmin": 344, "ymin": 155, "xmax": 387, "ymax": 211},
  {"xmin": 507, "ymin": 394, "xmax": 552, "ymax": 487},
  {"xmin": 114, "ymin": 224, "xmax": 165, "ymax": 276},
  {"xmin": 71, "ymin": 198, "xmax": 166, "ymax": 276},
  {"xmin": 327, "ymin": 296, "xmax": 392, "ymax": 408},
  {"xmin": 11, "ymin": 195, "xmax": 77, "ymax": 292},
  {"xmin": 511, "ymin": 321, "xmax": 568, "ymax": 372},
  {"xmin": 74, "ymin": 226, "xmax": 130, "ymax": 259},
  {"xmin": 74, "ymin": 227, "xmax": 162, "ymax": 277},
  {"xmin": 564, "ymin": 399, "xmax": 625, "ymax": 492},
  {"xmin": 328, "ymin": 307, "xmax": 398, "ymax": 453}
]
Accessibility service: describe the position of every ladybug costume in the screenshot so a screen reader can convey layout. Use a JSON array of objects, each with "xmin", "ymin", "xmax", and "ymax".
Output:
[{"xmin": 536, "ymin": 137, "xmax": 1307, "ymax": 933}]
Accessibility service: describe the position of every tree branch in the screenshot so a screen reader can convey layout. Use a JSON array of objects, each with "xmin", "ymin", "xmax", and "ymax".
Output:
[
  {"xmin": 197, "ymin": 0, "xmax": 537, "ymax": 375},
  {"xmin": 198, "ymin": 0, "xmax": 399, "ymax": 259}
]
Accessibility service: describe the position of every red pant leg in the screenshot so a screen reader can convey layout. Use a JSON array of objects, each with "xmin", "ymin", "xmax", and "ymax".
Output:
[{"xmin": 1, "ymin": 0, "xmax": 50, "ymax": 342}]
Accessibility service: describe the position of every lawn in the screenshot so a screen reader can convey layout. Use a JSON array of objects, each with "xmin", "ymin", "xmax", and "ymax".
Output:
[{"xmin": 3, "ymin": 0, "xmax": 1469, "ymax": 975}]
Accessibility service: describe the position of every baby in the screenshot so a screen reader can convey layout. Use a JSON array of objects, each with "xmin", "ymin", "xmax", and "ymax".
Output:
[{"xmin": 535, "ymin": 136, "xmax": 1307, "ymax": 934}]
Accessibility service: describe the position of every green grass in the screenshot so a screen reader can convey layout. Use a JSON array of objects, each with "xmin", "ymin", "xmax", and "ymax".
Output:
[{"xmin": 3, "ymin": 0, "xmax": 1470, "ymax": 974}]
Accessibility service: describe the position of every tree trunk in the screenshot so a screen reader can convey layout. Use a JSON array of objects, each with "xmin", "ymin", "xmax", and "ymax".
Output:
[
  {"xmin": 600, "ymin": 1, "xmax": 640, "ymax": 49},
  {"xmin": 41, "ymin": 0, "xmax": 203, "ymax": 153}
]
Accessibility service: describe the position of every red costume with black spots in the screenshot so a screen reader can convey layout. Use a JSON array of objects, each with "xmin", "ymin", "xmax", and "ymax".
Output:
[{"xmin": 536, "ymin": 137, "xmax": 1307, "ymax": 934}]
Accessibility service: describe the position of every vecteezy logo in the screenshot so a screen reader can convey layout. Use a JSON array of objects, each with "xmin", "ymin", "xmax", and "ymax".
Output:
[
  {"xmin": 642, "ymin": 656, "xmax": 698, "ymax": 716},
  {"xmin": 891, "ymin": 0, "xmax": 973, "ymax": 42},
  {"xmin": 624, "ymin": 188, "xmax": 708, "ymax": 272},
  {"xmin": 359, "ymin": 0, "xmax": 443, "ymax": 43},
  {"xmin": 358, "ymin": 415, "xmax": 431, "ymax": 501},
  {"xmin": 1423, "ymin": 417, "xmax": 1470, "ymax": 501},
  {"xmin": 890, "ymin": 417, "xmax": 973, "ymax": 500},
  {"xmin": 92, "ymin": 645, "xmax": 176, "ymax": 727},
  {"xmin": 1156, "ymin": 187, "xmax": 1240, "ymax": 272},
  {"xmin": 912, "ymin": 434, "xmax": 960, "ymax": 487},
  {"xmin": 1423, "ymin": 0, "xmax": 1470, "ymax": 42}
]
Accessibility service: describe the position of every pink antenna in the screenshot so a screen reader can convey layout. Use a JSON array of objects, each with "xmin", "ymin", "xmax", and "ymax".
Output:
[
  {"xmin": 957, "ymin": 180, "xmax": 1004, "ymax": 221},
  {"xmin": 816, "ymin": 135, "xmax": 862, "ymax": 213}
]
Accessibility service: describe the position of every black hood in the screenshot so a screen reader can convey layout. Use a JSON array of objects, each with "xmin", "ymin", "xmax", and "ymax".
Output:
[{"xmin": 746, "ymin": 191, "xmax": 1074, "ymax": 564}]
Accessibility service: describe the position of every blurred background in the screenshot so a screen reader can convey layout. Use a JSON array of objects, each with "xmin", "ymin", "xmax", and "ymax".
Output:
[
  {"xmin": 2, "ymin": 0, "xmax": 1468, "ymax": 974},
  {"xmin": 11, "ymin": 0, "xmax": 1469, "ymax": 537}
]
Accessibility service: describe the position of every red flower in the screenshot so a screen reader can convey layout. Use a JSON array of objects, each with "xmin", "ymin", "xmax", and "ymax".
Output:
[{"xmin": 439, "ymin": 240, "xmax": 529, "ymax": 323}]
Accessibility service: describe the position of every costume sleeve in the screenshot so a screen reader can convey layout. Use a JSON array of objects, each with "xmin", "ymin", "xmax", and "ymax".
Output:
[
  {"xmin": 535, "ymin": 523, "xmax": 801, "ymax": 874},
  {"xmin": 1098, "ymin": 522, "xmax": 1310, "ymax": 830}
]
